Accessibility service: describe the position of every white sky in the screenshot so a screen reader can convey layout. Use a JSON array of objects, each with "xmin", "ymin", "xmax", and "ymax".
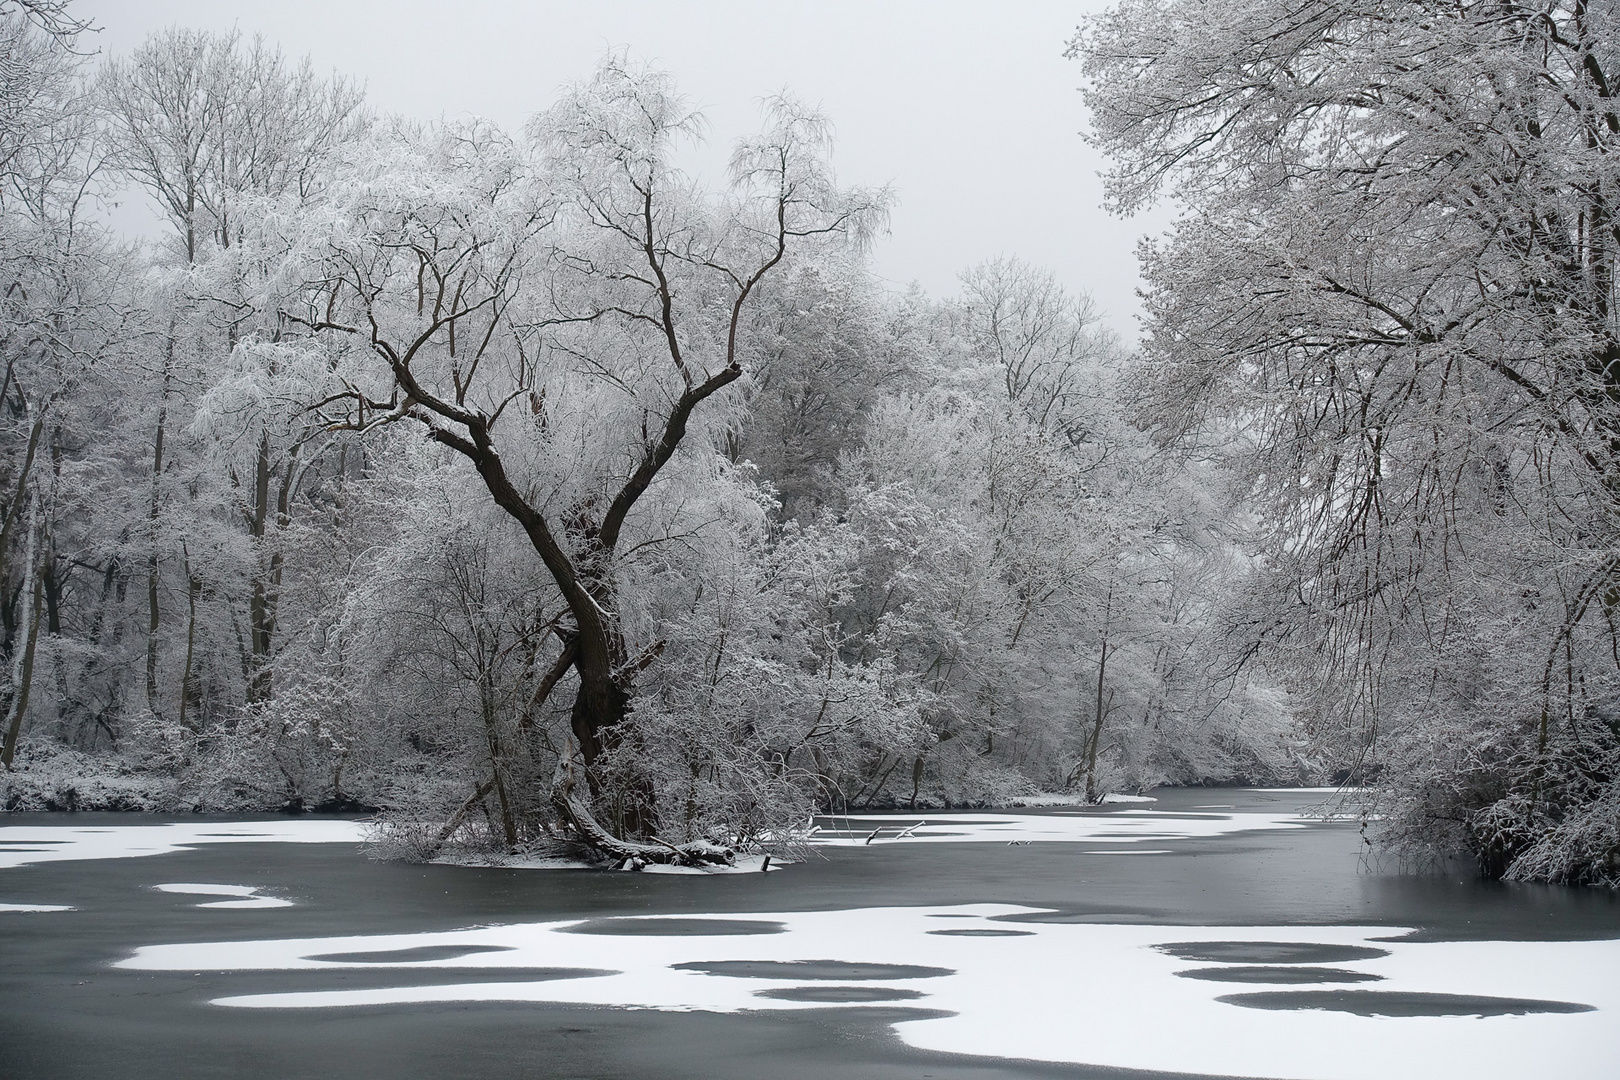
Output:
[{"xmin": 72, "ymin": 1, "xmax": 1171, "ymax": 341}]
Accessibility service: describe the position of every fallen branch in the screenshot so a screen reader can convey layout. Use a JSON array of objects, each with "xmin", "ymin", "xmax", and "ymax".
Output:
[
  {"xmin": 550, "ymin": 738, "xmax": 733, "ymax": 868},
  {"xmin": 437, "ymin": 776, "xmax": 498, "ymax": 844}
]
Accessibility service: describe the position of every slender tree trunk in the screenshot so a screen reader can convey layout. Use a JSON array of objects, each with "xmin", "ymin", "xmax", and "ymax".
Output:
[
  {"xmin": 178, "ymin": 542, "xmax": 200, "ymax": 732},
  {"xmin": 1084, "ymin": 584, "xmax": 1115, "ymax": 804},
  {"xmin": 2, "ymin": 502, "xmax": 43, "ymax": 769},
  {"xmin": 479, "ymin": 669, "xmax": 518, "ymax": 848},
  {"xmin": 145, "ymin": 399, "xmax": 166, "ymax": 716},
  {"xmin": 246, "ymin": 430, "xmax": 274, "ymax": 703},
  {"xmin": 0, "ymin": 415, "xmax": 45, "ymax": 592}
]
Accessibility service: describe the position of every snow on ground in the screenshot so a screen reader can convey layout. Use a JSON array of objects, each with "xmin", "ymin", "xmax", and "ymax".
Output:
[
  {"xmin": 151, "ymin": 883, "xmax": 294, "ymax": 909},
  {"xmin": 0, "ymin": 902, "xmax": 74, "ymax": 912},
  {"xmin": 0, "ymin": 820, "xmax": 366, "ymax": 869},
  {"xmin": 116, "ymin": 904, "xmax": 1619, "ymax": 1080}
]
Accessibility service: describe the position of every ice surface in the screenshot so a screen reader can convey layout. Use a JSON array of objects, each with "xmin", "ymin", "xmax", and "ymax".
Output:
[
  {"xmin": 115, "ymin": 904, "xmax": 1620, "ymax": 1080},
  {"xmin": 0, "ymin": 820, "xmax": 366, "ymax": 869}
]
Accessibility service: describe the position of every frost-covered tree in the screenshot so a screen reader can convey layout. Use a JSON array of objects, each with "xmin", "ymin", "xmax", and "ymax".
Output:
[
  {"xmin": 98, "ymin": 28, "xmax": 368, "ymax": 712},
  {"xmin": 0, "ymin": 20, "xmax": 1301, "ymax": 849},
  {"xmin": 286, "ymin": 58, "xmax": 886, "ymax": 863},
  {"xmin": 1077, "ymin": 0, "xmax": 1620, "ymax": 882}
]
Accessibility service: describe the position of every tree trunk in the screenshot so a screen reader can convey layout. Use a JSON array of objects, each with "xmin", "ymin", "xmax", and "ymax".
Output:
[
  {"xmin": 245, "ymin": 430, "xmax": 289, "ymax": 704},
  {"xmin": 145, "ymin": 401, "xmax": 166, "ymax": 716},
  {"xmin": 479, "ymin": 669, "xmax": 518, "ymax": 848},
  {"xmin": 1, "ymin": 503, "xmax": 43, "ymax": 769},
  {"xmin": 177, "ymin": 543, "xmax": 201, "ymax": 731}
]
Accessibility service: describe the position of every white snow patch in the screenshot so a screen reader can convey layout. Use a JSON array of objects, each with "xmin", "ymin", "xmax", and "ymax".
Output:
[
  {"xmin": 152, "ymin": 883, "xmax": 293, "ymax": 909},
  {"xmin": 640, "ymin": 854, "xmax": 783, "ymax": 875},
  {"xmin": 0, "ymin": 901, "xmax": 74, "ymax": 912},
  {"xmin": 1006, "ymin": 793, "xmax": 1157, "ymax": 806},
  {"xmin": 110, "ymin": 905, "xmax": 1620, "ymax": 1080},
  {"xmin": 812, "ymin": 807, "xmax": 1307, "ymax": 846},
  {"xmin": 153, "ymin": 883, "xmax": 264, "ymax": 896},
  {"xmin": 0, "ymin": 820, "xmax": 367, "ymax": 869},
  {"xmin": 1002, "ymin": 793, "xmax": 1090, "ymax": 806}
]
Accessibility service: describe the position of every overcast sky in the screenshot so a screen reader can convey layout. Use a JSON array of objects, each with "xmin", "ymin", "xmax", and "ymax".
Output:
[{"xmin": 73, "ymin": 0, "xmax": 1170, "ymax": 341}]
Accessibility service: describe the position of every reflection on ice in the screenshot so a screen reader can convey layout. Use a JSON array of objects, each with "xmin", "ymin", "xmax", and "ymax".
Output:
[{"xmin": 115, "ymin": 903, "xmax": 1620, "ymax": 1080}]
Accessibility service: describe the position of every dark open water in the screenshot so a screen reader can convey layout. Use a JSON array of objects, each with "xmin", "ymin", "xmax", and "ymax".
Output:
[{"xmin": 3, "ymin": 788, "xmax": 1617, "ymax": 1080}]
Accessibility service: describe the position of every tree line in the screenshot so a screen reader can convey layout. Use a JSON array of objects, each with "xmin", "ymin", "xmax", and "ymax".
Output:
[{"xmin": 6, "ymin": 1, "xmax": 1612, "ymax": 886}]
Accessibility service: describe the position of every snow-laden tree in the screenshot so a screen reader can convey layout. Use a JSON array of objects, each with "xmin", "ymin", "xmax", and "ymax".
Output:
[
  {"xmin": 0, "ymin": 21, "xmax": 1301, "ymax": 832},
  {"xmin": 99, "ymin": 27, "xmax": 364, "ymax": 264},
  {"xmin": 1077, "ymin": 0, "xmax": 1620, "ymax": 882},
  {"xmin": 280, "ymin": 57, "xmax": 887, "ymax": 863},
  {"xmin": 97, "ymin": 28, "xmax": 369, "ymax": 714},
  {"xmin": 0, "ymin": 8, "xmax": 134, "ymax": 770}
]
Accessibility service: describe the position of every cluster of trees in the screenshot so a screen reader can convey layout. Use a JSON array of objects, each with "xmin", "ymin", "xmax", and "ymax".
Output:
[
  {"xmin": 0, "ymin": 12, "xmax": 1298, "ymax": 863},
  {"xmin": 1077, "ymin": 0, "xmax": 1620, "ymax": 885},
  {"xmin": 26, "ymin": 0, "xmax": 1613, "ymax": 888}
]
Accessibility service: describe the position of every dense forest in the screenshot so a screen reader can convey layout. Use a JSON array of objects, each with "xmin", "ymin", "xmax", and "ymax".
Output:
[{"xmin": 1, "ymin": 1, "xmax": 1616, "ymax": 886}]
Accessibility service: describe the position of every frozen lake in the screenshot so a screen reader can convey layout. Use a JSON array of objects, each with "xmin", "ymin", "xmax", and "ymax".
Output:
[{"xmin": 3, "ymin": 788, "xmax": 1618, "ymax": 1079}]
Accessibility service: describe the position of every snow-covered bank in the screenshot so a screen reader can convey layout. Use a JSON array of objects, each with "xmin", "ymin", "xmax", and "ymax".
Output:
[
  {"xmin": 810, "ymin": 806, "xmax": 1308, "ymax": 846},
  {"xmin": 1002, "ymin": 792, "xmax": 1157, "ymax": 807}
]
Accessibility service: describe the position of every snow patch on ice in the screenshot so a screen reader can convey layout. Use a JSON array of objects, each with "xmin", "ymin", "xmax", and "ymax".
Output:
[
  {"xmin": 116, "ymin": 905, "xmax": 1620, "ymax": 1080},
  {"xmin": 0, "ymin": 901, "xmax": 74, "ymax": 912},
  {"xmin": 0, "ymin": 820, "xmax": 366, "ymax": 869},
  {"xmin": 1099, "ymin": 793, "xmax": 1158, "ymax": 804},
  {"xmin": 152, "ymin": 883, "xmax": 293, "ymax": 909}
]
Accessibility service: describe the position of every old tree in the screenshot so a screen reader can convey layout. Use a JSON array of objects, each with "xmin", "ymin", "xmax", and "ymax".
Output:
[{"xmin": 287, "ymin": 60, "xmax": 884, "ymax": 865}]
